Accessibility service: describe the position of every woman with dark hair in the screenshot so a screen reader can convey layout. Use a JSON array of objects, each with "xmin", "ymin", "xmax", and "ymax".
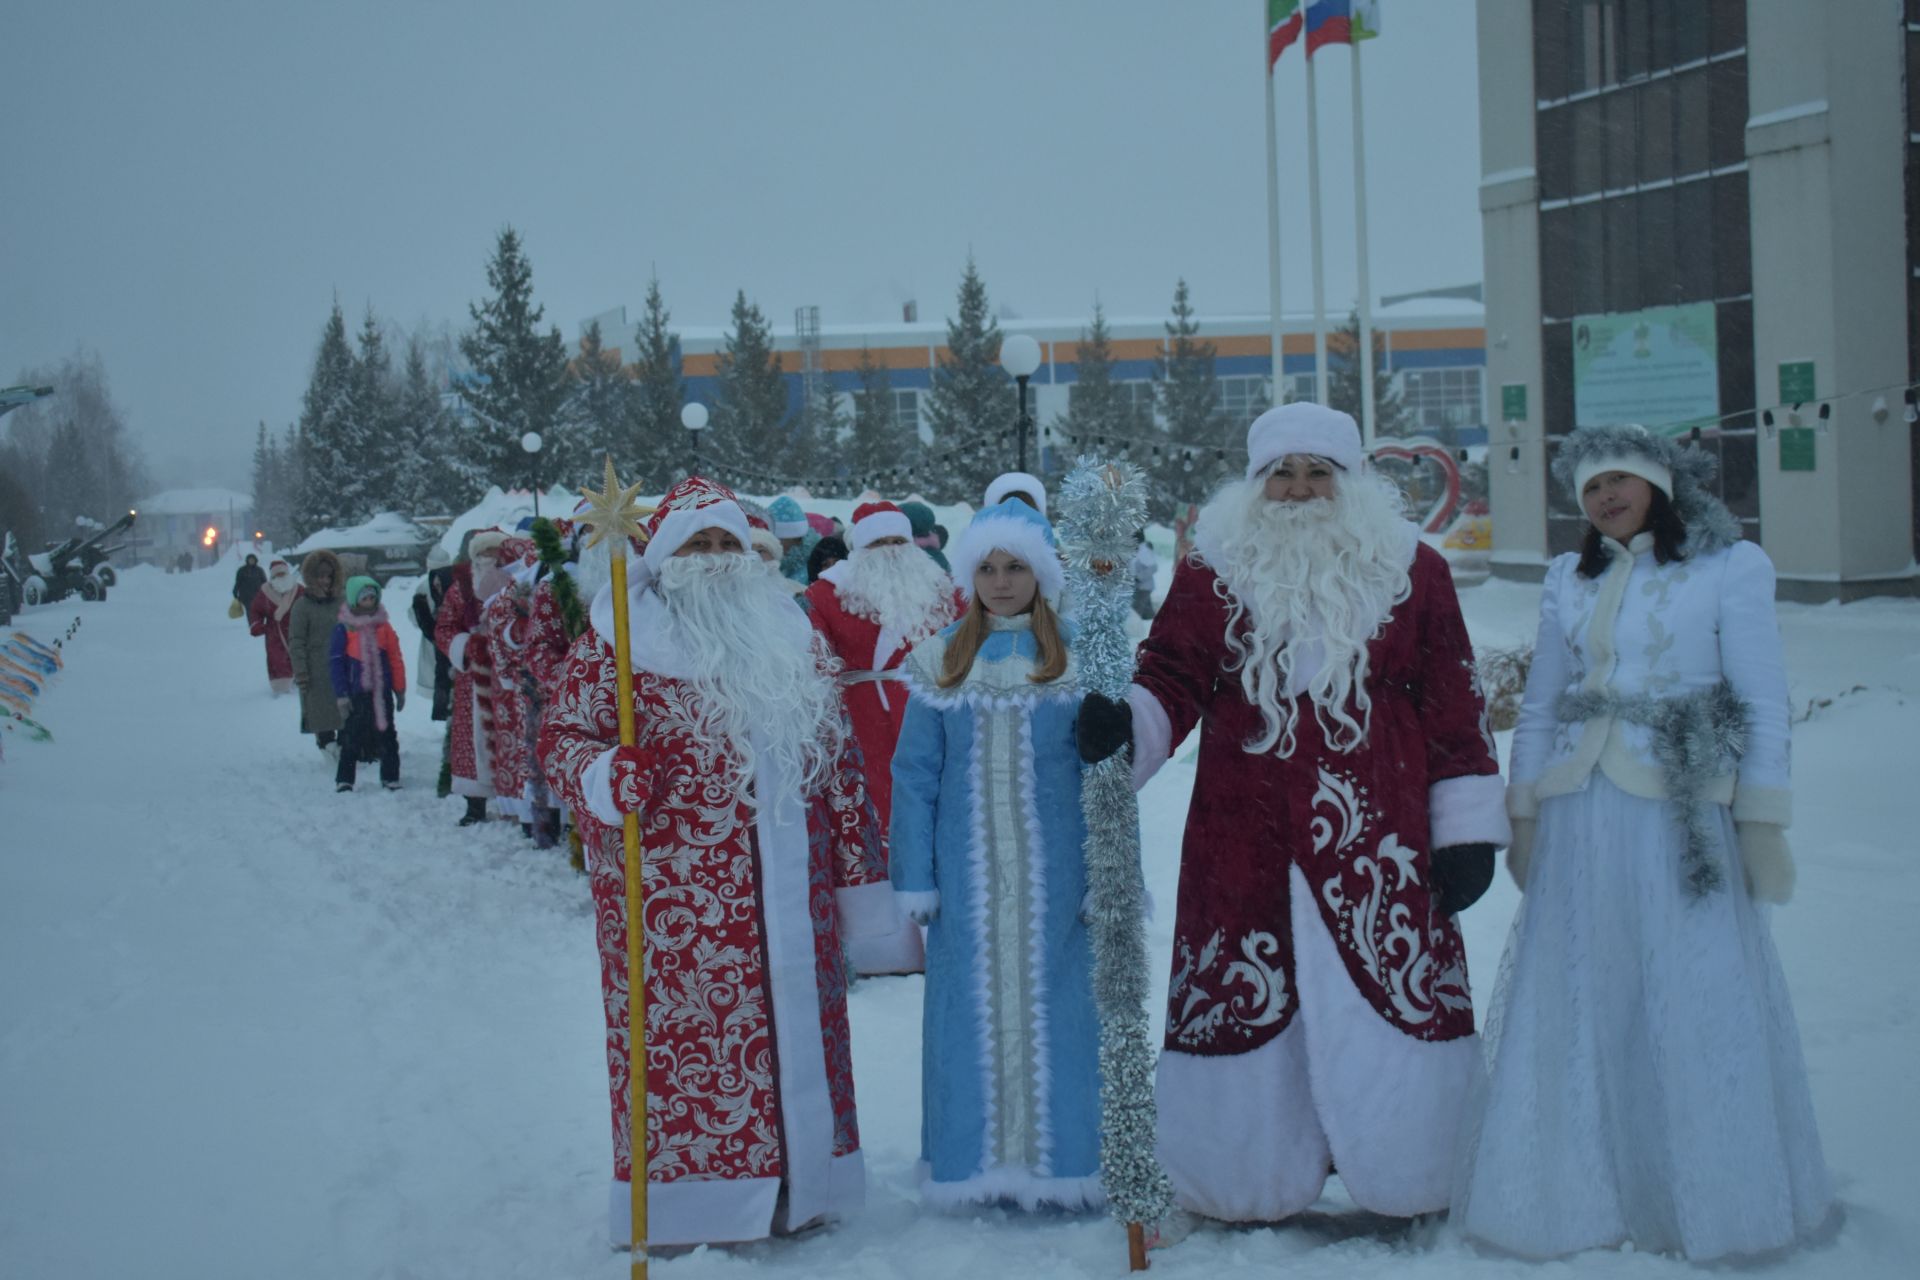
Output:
[{"xmin": 1455, "ymin": 425, "xmax": 1833, "ymax": 1261}]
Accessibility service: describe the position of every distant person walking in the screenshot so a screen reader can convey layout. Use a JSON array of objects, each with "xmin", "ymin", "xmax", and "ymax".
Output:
[
  {"xmin": 246, "ymin": 557, "xmax": 301, "ymax": 695},
  {"xmin": 231, "ymin": 554, "xmax": 265, "ymax": 610},
  {"xmin": 289, "ymin": 549, "xmax": 347, "ymax": 753}
]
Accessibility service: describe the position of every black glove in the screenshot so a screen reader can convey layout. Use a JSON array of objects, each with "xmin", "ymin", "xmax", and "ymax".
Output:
[
  {"xmin": 1431, "ymin": 843, "xmax": 1496, "ymax": 915},
  {"xmin": 394, "ymin": 689, "xmax": 406, "ymax": 713},
  {"xmin": 1076, "ymin": 692, "xmax": 1133, "ymax": 764}
]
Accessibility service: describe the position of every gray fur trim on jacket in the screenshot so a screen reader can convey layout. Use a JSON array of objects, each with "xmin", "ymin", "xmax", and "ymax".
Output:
[{"xmin": 1551, "ymin": 424, "xmax": 1743, "ymax": 557}]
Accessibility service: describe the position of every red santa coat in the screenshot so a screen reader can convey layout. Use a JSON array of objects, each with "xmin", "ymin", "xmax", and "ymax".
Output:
[
  {"xmin": 525, "ymin": 574, "xmax": 576, "ymax": 700},
  {"xmin": 481, "ymin": 581, "xmax": 533, "ymax": 816},
  {"xmin": 246, "ymin": 583, "xmax": 300, "ymax": 684},
  {"xmin": 536, "ymin": 583, "xmax": 897, "ymax": 1246},
  {"xmin": 434, "ymin": 566, "xmax": 494, "ymax": 799},
  {"xmin": 1130, "ymin": 538, "xmax": 1509, "ymax": 1221}
]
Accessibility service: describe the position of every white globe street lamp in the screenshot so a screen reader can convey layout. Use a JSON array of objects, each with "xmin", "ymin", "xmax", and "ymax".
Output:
[
  {"xmin": 1000, "ymin": 334, "xmax": 1043, "ymax": 473},
  {"xmin": 681, "ymin": 402, "xmax": 709, "ymax": 477},
  {"xmin": 520, "ymin": 431, "xmax": 544, "ymax": 516}
]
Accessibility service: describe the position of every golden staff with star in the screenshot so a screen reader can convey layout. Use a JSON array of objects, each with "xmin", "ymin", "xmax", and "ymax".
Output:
[{"xmin": 578, "ymin": 455, "xmax": 654, "ymax": 1279}]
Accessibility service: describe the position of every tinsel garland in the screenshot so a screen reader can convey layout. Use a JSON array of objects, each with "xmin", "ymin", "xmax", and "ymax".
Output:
[
  {"xmin": 1056, "ymin": 457, "xmax": 1175, "ymax": 1236},
  {"xmin": 529, "ymin": 518, "xmax": 587, "ymax": 640}
]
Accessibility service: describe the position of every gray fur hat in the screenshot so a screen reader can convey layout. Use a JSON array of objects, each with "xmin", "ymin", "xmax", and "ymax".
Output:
[{"xmin": 1552, "ymin": 424, "xmax": 1742, "ymax": 556}]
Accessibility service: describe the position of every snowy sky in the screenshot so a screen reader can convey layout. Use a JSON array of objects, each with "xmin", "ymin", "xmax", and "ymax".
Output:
[{"xmin": 0, "ymin": 1, "xmax": 1483, "ymax": 492}]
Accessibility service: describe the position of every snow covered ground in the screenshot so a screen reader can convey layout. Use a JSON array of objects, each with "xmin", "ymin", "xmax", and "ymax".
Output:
[{"xmin": 2, "ymin": 561, "xmax": 1915, "ymax": 1279}]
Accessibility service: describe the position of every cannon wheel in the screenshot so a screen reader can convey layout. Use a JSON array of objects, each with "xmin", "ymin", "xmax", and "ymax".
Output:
[
  {"xmin": 23, "ymin": 575, "xmax": 46, "ymax": 607},
  {"xmin": 79, "ymin": 576, "xmax": 103, "ymax": 602},
  {"xmin": 94, "ymin": 565, "xmax": 117, "ymax": 587}
]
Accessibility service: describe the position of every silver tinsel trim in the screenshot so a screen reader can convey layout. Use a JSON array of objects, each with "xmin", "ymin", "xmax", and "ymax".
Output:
[{"xmin": 1056, "ymin": 457, "xmax": 1175, "ymax": 1229}]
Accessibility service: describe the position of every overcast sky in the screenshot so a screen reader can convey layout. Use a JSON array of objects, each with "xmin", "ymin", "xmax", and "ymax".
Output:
[{"xmin": 0, "ymin": 1, "xmax": 1483, "ymax": 492}]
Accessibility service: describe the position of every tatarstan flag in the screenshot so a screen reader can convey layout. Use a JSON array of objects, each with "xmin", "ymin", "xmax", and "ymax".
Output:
[{"xmin": 1268, "ymin": 0, "xmax": 1303, "ymax": 70}]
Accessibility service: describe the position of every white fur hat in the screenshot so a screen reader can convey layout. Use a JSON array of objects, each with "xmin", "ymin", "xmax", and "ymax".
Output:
[
  {"xmin": 1244, "ymin": 403, "xmax": 1364, "ymax": 479},
  {"xmin": 1571, "ymin": 440, "xmax": 1674, "ymax": 500},
  {"xmin": 983, "ymin": 471, "xmax": 1048, "ymax": 517},
  {"xmin": 950, "ymin": 499, "xmax": 1065, "ymax": 605}
]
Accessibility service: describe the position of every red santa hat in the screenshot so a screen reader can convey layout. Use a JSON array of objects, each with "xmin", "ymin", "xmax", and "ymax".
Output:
[
  {"xmin": 638, "ymin": 475, "xmax": 751, "ymax": 581},
  {"xmin": 1244, "ymin": 402, "xmax": 1364, "ymax": 479},
  {"xmin": 267, "ymin": 557, "xmax": 290, "ymax": 572},
  {"xmin": 848, "ymin": 501, "xmax": 913, "ymax": 551}
]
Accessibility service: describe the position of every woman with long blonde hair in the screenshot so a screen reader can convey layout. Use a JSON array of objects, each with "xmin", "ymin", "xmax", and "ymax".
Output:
[{"xmin": 889, "ymin": 498, "xmax": 1102, "ymax": 1211}]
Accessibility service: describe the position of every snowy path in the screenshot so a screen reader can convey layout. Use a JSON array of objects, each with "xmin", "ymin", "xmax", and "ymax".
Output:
[{"xmin": 2, "ymin": 566, "xmax": 1916, "ymax": 1279}]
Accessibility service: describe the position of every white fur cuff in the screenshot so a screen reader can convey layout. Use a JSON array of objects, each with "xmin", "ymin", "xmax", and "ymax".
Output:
[
  {"xmin": 834, "ymin": 880, "xmax": 905, "ymax": 940},
  {"xmin": 581, "ymin": 746, "xmax": 624, "ymax": 827},
  {"xmin": 1505, "ymin": 781, "xmax": 1539, "ymax": 820},
  {"xmin": 1738, "ymin": 821, "xmax": 1796, "ymax": 904},
  {"xmin": 894, "ymin": 889, "xmax": 941, "ymax": 924},
  {"xmin": 1506, "ymin": 818, "xmax": 1536, "ymax": 890},
  {"xmin": 1732, "ymin": 785, "xmax": 1793, "ymax": 829},
  {"xmin": 1430, "ymin": 773, "xmax": 1512, "ymax": 850},
  {"xmin": 447, "ymin": 631, "xmax": 471, "ymax": 673},
  {"xmin": 1127, "ymin": 684, "xmax": 1173, "ymax": 790}
]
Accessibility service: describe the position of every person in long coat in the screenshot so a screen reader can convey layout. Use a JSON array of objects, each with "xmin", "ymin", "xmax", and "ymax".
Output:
[
  {"xmin": 436, "ymin": 528, "xmax": 509, "ymax": 824},
  {"xmin": 480, "ymin": 537, "xmax": 537, "ymax": 828},
  {"xmin": 1081, "ymin": 404, "xmax": 1510, "ymax": 1224},
  {"xmin": 288, "ymin": 549, "xmax": 346, "ymax": 749},
  {"xmin": 537, "ymin": 476, "xmax": 902, "ymax": 1248},
  {"xmin": 1452, "ymin": 425, "xmax": 1832, "ymax": 1261},
  {"xmin": 246, "ymin": 557, "xmax": 301, "ymax": 695},
  {"xmin": 889, "ymin": 499, "xmax": 1102, "ymax": 1210}
]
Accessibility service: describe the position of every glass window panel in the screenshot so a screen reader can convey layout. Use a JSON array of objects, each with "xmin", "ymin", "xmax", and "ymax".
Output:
[
  {"xmin": 1620, "ymin": 0, "xmax": 1651, "ymax": 80},
  {"xmin": 1572, "ymin": 95, "xmax": 1606, "ymax": 195},
  {"xmin": 1675, "ymin": 67, "xmax": 1710, "ymax": 174},
  {"xmin": 1605, "ymin": 87, "xmax": 1639, "ymax": 189},
  {"xmin": 1538, "ymin": 104, "xmax": 1573, "ymax": 201},
  {"xmin": 1648, "ymin": 1, "xmax": 1674, "ymax": 70},
  {"xmin": 1541, "ymin": 204, "xmax": 1576, "ymax": 319},
  {"xmin": 1543, "ymin": 320, "xmax": 1574, "ymax": 441},
  {"xmin": 1534, "ymin": 0, "xmax": 1571, "ymax": 101},
  {"xmin": 1909, "ymin": 33, "xmax": 1920, "ymax": 135},
  {"xmin": 1605, "ymin": 195, "xmax": 1640, "ymax": 312},
  {"xmin": 1639, "ymin": 77, "xmax": 1675, "ymax": 183},
  {"xmin": 1716, "ymin": 296, "xmax": 1755, "ymax": 431},
  {"xmin": 1710, "ymin": 0, "xmax": 1746, "ymax": 55},
  {"xmin": 1712, "ymin": 172, "xmax": 1750, "ymax": 299},
  {"xmin": 890, "ymin": 389, "xmax": 919, "ymax": 436},
  {"xmin": 1674, "ymin": 178, "xmax": 1714, "ymax": 300},
  {"xmin": 1708, "ymin": 57, "xmax": 1747, "ymax": 169},
  {"xmin": 1573, "ymin": 200, "xmax": 1607, "ymax": 315},
  {"xmin": 1637, "ymin": 185, "xmax": 1678, "ymax": 309}
]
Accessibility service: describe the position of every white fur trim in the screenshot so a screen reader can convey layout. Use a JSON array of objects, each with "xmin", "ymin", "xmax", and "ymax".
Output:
[
  {"xmin": 965, "ymin": 711, "xmax": 1000, "ymax": 1162},
  {"xmin": 895, "ymin": 888, "xmax": 941, "ymax": 923},
  {"xmin": 847, "ymin": 916, "xmax": 926, "ymax": 975},
  {"xmin": 467, "ymin": 529, "xmax": 509, "ymax": 562},
  {"xmin": 1015, "ymin": 709, "xmax": 1055, "ymax": 1173},
  {"xmin": 640, "ymin": 500, "xmax": 751, "ymax": 577},
  {"xmin": 949, "ymin": 515, "xmax": 1064, "ymax": 605},
  {"xmin": 1244, "ymin": 402, "xmax": 1363, "ymax": 479},
  {"xmin": 1127, "ymin": 684, "xmax": 1173, "ymax": 790},
  {"xmin": 916, "ymin": 1162, "xmax": 1104, "ymax": 1212},
  {"xmin": 1732, "ymin": 784, "xmax": 1793, "ymax": 828},
  {"xmin": 1738, "ymin": 821, "xmax": 1796, "ymax": 904},
  {"xmin": 772, "ymin": 518, "xmax": 809, "ymax": 539},
  {"xmin": 983, "ymin": 472, "xmax": 1048, "ymax": 516},
  {"xmin": 840, "ymin": 882, "xmax": 924, "ymax": 975},
  {"xmin": 1573, "ymin": 451, "xmax": 1674, "ymax": 500},
  {"xmin": 606, "ymin": 1151, "xmax": 864, "ymax": 1247},
  {"xmin": 835, "ymin": 880, "xmax": 904, "ymax": 940},
  {"xmin": 1429, "ymin": 773, "xmax": 1513, "ymax": 850},
  {"xmin": 850, "ymin": 509, "xmax": 912, "ymax": 550},
  {"xmin": 581, "ymin": 746, "xmax": 624, "ymax": 827},
  {"xmin": 1506, "ymin": 781, "xmax": 1540, "ymax": 821},
  {"xmin": 1287, "ymin": 864, "xmax": 1478, "ymax": 1216},
  {"xmin": 447, "ymin": 631, "xmax": 471, "ymax": 673}
]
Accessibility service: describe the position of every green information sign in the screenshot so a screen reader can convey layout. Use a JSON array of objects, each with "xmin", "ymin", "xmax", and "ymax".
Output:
[
  {"xmin": 1777, "ymin": 360, "xmax": 1817, "ymax": 406},
  {"xmin": 1779, "ymin": 426, "xmax": 1816, "ymax": 472},
  {"xmin": 1501, "ymin": 383, "xmax": 1528, "ymax": 422}
]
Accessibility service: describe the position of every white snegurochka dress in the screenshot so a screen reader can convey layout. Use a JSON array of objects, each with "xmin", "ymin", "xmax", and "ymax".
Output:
[{"xmin": 1453, "ymin": 531, "xmax": 1835, "ymax": 1261}]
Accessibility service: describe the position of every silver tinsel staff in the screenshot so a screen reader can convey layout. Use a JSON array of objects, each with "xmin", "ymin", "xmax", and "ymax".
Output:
[{"xmin": 1057, "ymin": 457, "xmax": 1173, "ymax": 1271}]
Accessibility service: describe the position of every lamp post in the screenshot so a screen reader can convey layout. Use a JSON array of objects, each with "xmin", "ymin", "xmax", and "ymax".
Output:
[
  {"xmin": 681, "ymin": 402, "xmax": 709, "ymax": 479},
  {"xmin": 1000, "ymin": 334, "xmax": 1042, "ymax": 474},
  {"xmin": 521, "ymin": 431, "xmax": 544, "ymax": 517}
]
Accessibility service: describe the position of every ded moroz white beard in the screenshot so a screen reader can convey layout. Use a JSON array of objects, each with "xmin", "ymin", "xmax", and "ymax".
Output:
[
  {"xmin": 653, "ymin": 551, "xmax": 845, "ymax": 807},
  {"xmin": 570, "ymin": 537, "xmax": 615, "ymax": 605},
  {"xmin": 837, "ymin": 543, "xmax": 958, "ymax": 641},
  {"xmin": 1193, "ymin": 468, "xmax": 1414, "ymax": 759}
]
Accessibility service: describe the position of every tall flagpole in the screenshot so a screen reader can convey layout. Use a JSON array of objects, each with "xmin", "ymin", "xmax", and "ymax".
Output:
[
  {"xmin": 1265, "ymin": 12, "xmax": 1286, "ymax": 412},
  {"xmin": 1303, "ymin": 45, "xmax": 1328, "ymax": 405},
  {"xmin": 1352, "ymin": 36, "xmax": 1377, "ymax": 450}
]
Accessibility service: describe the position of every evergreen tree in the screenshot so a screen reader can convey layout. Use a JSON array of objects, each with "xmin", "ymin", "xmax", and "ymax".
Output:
[
  {"xmin": 0, "ymin": 351, "xmax": 149, "ymax": 538},
  {"xmin": 1149, "ymin": 278, "xmax": 1233, "ymax": 519},
  {"xmin": 294, "ymin": 302, "xmax": 357, "ymax": 534},
  {"xmin": 922, "ymin": 257, "xmax": 1013, "ymax": 502},
  {"xmin": 1326, "ymin": 308, "xmax": 1410, "ymax": 439},
  {"xmin": 628, "ymin": 276, "xmax": 683, "ymax": 492},
  {"xmin": 707, "ymin": 290, "xmax": 789, "ymax": 479},
  {"xmin": 1050, "ymin": 303, "xmax": 1145, "ymax": 475},
  {"xmin": 456, "ymin": 227, "xmax": 570, "ymax": 491},
  {"xmin": 848, "ymin": 346, "xmax": 909, "ymax": 484},
  {"xmin": 347, "ymin": 308, "xmax": 396, "ymax": 515},
  {"xmin": 787, "ymin": 372, "xmax": 843, "ymax": 482},
  {"xmin": 249, "ymin": 422, "xmax": 296, "ymax": 546},
  {"xmin": 558, "ymin": 321, "xmax": 632, "ymax": 487}
]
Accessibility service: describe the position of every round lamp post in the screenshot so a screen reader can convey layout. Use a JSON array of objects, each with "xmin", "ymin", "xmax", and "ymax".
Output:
[
  {"xmin": 521, "ymin": 431, "xmax": 544, "ymax": 516},
  {"xmin": 1000, "ymin": 334, "xmax": 1043, "ymax": 474},
  {"xmin": 681, "ymin": 402, "xmax": 709, "ymax": 479}
]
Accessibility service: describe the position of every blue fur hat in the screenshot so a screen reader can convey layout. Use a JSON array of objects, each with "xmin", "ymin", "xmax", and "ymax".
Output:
[
  {"xmin": 950, "ymin": 498, "xmax": 1064, "ymax": 604},
  {"xmin": 767, "ymin": 495, "xmax": 809, "ymax": 540}
]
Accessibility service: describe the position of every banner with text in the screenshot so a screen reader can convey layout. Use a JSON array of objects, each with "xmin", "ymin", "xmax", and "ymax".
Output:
[{"xmin": 1572, "ymin": 302, "xmax": 1719, "ymax": 437}]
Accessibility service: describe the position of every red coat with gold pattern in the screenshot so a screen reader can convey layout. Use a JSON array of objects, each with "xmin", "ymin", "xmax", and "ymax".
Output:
[
  {"xmin": 535, "ymin": 585, "xmax": 895, "ymax": 1245},
  {"xmin": 433, "ymin": 566, "xmax": 493, "ymax": 799},
  {"xmin": 481, "ymin": 581, "xmax": 533, "ymax": 809}
]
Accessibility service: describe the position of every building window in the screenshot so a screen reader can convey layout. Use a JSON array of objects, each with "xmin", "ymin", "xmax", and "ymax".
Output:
[
  {"xmin": 1282, "ymin": 373, "xmax": 1319, "ymax": 405},
  {"xmin": 1216, "ymin": 375, "xmax": 1272, "ymax": 424},
  {"xmin": 1399, "ymin": 368, "xmax": 1485, "ymax": 437},
  {"xmin": 1114, "ymin": 379, "xmax": 1160, "ymax": 422},
  {"xmin": 890, "ymin": 388, "xmax": 919, "ymax": 436}
]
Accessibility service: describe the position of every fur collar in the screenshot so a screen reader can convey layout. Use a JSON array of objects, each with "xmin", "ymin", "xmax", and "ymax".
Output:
[{"xmin": 1551, "ymin": 425, "xmax": 1742, "ymax": 557}]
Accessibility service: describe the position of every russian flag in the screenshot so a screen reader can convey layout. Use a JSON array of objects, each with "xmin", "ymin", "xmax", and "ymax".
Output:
[
  {"xmin": 1305, "ymin": 0, "xmax": 1353, "ymax": 57},
  {"xmin": 1268, "ymin": 0, "xmax": 1303, "ymax": 70}
]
